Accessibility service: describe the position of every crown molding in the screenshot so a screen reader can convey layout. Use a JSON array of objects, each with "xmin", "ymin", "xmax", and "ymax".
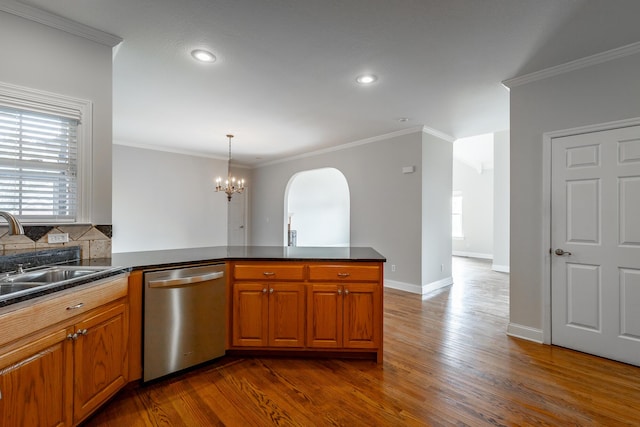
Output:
[
  {"xmin": 421, "ymin": 125, "xmax": 455, "ymax": 143},
  {"xmin": 255, "ymin": 126, "xmax": 435, "ymax": 168},
  {"xmin": 502, "ymin": 40, "xmax": 640, "ymax": 89},
  {"xmin": 0, "ymin": 0, "xmax": 122, "ymax": 47}
]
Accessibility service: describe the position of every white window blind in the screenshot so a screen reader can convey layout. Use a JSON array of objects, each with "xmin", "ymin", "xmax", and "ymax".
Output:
[{"xmin": 0, "ymin": 106, "xmax": 79, "ymax": 221}]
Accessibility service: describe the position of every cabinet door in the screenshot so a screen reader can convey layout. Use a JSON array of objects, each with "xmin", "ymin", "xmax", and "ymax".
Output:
[
  {"xmin": 0, "ymin": 327, "xmax": 73, "ymax": 427},
  {"xmin": 232, "ymin": 283, "xmax": 268, "ymax": 347},
  {"xmin": 342, "ymin": 283, "xmax": 380, "ymax": 349},
  {"xmin": 73, "ymin": 301, "xmax": 129, "ymax": 424},
  {"xmin": 306, "ymin": 284, "xmax": 343, "ymax": 348},
  {"xmin": 268, "ymin": 283, "xmax": 305, "ymax": 347}
]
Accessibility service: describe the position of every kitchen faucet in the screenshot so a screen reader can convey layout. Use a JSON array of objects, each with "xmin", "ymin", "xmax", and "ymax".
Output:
[{"xmin": 0, "ymin": 211, "xmax": 24, "ymax": 235}]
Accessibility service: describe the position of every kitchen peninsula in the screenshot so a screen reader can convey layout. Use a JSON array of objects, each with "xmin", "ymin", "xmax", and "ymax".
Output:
[
  {"xmin": 0, "ymin": 246, "xmax": 384, "ymax": 426},
  {"xmin": 112, "ymin": 246, "xmax": 387, "ymax": 382}
]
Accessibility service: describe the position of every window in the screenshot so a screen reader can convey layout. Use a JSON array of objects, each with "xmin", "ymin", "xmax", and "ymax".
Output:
[
  {"xmin": 0, "ymin": 83, "xmax": 91, "ymax": 223},
  {"xmin": 452, "ymin": 191, "xmax": 463, "ymax": 239}
]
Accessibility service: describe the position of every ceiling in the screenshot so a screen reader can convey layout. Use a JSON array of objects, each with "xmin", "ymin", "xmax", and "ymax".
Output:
[{"xmin": 13, "ymin": 0, "xmax": 640, "ymax": 166}]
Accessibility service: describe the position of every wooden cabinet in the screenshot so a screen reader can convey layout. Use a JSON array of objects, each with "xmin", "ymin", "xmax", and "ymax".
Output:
[
  {"xmin": 306, "ymin": 282, "xmax": 380, "ymax": 350},
  {"xmin": 72, "ymin": 301, "xmax": 128, "ymax": 423},
  {"xmin": 229, "ymin": 261, "xmax": 383, "ymax": 362},
  {"xmin": 0, "ymin": 274, "xmax": 129, "ymax": 427},
  {"xmin": 0, "ymin": 326, "xmax": 73, "ymax": 427},
  {"xmin": 232, "ymin": 280, "xmax": 305, "ymax": 348}
]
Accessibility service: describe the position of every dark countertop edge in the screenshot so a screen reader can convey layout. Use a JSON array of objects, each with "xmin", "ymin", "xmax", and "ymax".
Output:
[
  {"xmin": 112, "ymin": 246, "xmax": 387, "ymax": 272},
  {"xmin": 129, "ymin": 256, "xmax": 386, "ymax": 272},
  {"xmin": 0, "ymin": 266, "xmax": 131, "ymax": 309},
  {"xmin": 0, "ymin": 246, "xmax": 385, "ymax": 308}
]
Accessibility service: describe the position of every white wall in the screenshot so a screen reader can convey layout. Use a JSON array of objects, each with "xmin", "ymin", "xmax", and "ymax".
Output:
[
  {"xmin": 249, "ymin": 129, "xmax": 452, "ymax": 293},
  {"xmin": 286, "ymin": 168, "xmax": 350, "ymax": 247},
  {"xmin": 250, "ymin": 130, "xmax": 425, "ymax": 288},
  {"xmin": 112, "ymin": 145, "xmax": 229, "ymax": 252},
  {"xmin": 492, "ymin": 129, "xmax": 510, "ymax": 272},
  {"xmin": 509, "ymin": 52, "xmax": 640, "ymax": 335},
  {"xmin": 0, "ymin": 11, "xmax": 114, "ymax": 223},
  {"xmin": 452, "ymin": 159, "xmax": 494, "ymax": 258},
  {"xmin": 421, "ymin": 132, "xmax": 453, "ymax": 292}
]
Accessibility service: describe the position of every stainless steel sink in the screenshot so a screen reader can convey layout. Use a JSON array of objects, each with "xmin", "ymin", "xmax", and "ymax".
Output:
[
  {"xmin": 0, "ymin": 265, "xmax": 117, "ymax": 300},
  {"xmin": 0, "ymin": 266, "xmax": 110, "ymax": 284},
  {"xmin": 0, "ymin": 282, "xmax": 44, "ymax": 296}
]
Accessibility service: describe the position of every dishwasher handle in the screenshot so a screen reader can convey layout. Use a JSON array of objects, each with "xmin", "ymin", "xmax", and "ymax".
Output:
[{"xmin": 148, "ymin": 271, "xmax": 224, "ymax": 288}]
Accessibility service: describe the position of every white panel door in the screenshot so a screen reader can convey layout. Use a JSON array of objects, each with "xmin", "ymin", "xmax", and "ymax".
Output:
[
  {"xmin": 552, "ymin": 125, "xmax": 640, "ymax": 366},
  {"xmin": 227, "ymin": 190, "xmax": 246, "ymax": 246}
]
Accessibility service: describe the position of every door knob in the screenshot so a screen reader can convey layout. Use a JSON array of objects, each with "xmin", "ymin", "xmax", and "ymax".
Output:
[{"xmin": 554, "ymin": 248, "xmax": 572, "ymax": 256}]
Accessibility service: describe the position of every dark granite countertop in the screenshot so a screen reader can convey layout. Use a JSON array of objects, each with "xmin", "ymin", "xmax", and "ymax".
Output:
[
  {"xmin": 112, "ymin": 246, "xmax": 386, "ymax": 271},
  {"xmin": 0, "ymin": 246, "xmax": 385, "ymax": 308}
]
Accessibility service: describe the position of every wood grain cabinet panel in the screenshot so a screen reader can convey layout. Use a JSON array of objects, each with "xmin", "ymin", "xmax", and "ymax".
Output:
[
  {"xmin": 0, "ymin": 327, "xmax": 73, "ymax": 427},
  {"xmin": 232, "ymin": 282, "xmax": 305, "ymax": 348},
  {"xmin": 73, "ymin": 301, "xmax": 129, "ymax": 424},
  {"xmin": 0, "ymin": 274, "xmax": 129, "ymax": 427},
  {"xmin": 229, "ymin": 261, "xmax": 383, "ymax": 362}
]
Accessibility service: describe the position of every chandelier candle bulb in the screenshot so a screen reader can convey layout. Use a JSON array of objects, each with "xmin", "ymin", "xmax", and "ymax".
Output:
[{"xmin": 215, "ymin": 134, "xmax": 246, "ymax": 201}]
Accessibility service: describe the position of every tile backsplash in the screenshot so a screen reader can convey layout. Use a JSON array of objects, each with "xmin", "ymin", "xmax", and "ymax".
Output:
[{"xmin": 0, "ymin": 224, "xmax": 112, "ymax": 259}]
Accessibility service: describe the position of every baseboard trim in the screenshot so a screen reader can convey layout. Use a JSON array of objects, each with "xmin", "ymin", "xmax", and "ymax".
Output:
[
  {"xmin": 507, "ymin": 323, "xmax": 544, "ymax": 343},
  {"xmin": 491, "ymin": 264, "xmax": 510, "ymax": 273},
  {"xmin": 452, "ymin": 251, "xmax": 493, "ymax": 260},
  {"xmin": 384, "ymin": 279, "xmax": 422, "ymax": 294},
  {"xmin": 423, "ymin": 276, "xmax": 453, "ymax": 296},
  {"xmin": 385, "ymin": 276, "xmax": 453, "ymax": 296}
]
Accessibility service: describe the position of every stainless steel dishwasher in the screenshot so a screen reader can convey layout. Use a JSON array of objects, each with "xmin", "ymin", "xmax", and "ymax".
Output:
[{"xmin": 143, "ymin": 263, "xmax": 226, "ymax": 382}]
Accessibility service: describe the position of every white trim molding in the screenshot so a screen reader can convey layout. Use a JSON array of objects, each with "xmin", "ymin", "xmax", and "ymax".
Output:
[
  {"xmin": 385, "ymin": 276, "xmax": 453, "ymax": 296},
  {"xmin": 422, "ymin": 276, "xmax": 453, "ymax": 296},
  {"xmin": 491, "ymin": 264, "xmax": 509, "ymax": 273},
  {"xmin": 384, "ymin": 279, "xmax": 422, "ymax": 295},
  {"xmin": 256, "ymin": 125, "xmax": 454, "ymax": 168},
  {"xmin": 507, "ymin": 323, "xmax": 544, "ymax": 343},
  {"xmin": 452, "ymin": 251, "xmax": 493, "ymax": 260},
  {"xmin": 503, "ymin": 41, "xmax": 640, "ymax": 89},
  {"xmin": 0, "ymin": 0, "xmax": 122, "ymax": 47}
]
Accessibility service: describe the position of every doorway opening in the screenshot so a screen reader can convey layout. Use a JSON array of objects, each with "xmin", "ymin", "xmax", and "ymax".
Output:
[{"xmin": 284, "ymin": 168, "xmax": 350, "ymax": 247}]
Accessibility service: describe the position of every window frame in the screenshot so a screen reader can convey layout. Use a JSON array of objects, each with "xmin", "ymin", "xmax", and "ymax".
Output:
[{"xmin": 0, "ymin": 82, "xmax": 92, "ymax": 224}]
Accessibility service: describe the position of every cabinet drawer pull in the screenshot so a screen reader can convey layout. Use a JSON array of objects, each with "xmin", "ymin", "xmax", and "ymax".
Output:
[
  {"xmin": 337, "ymin": 273, "xmax": 351, "ymax": 278},
  {"xmin": 67, "ymin": 333, "xmax": 78, "ymax": 341},
  {"xmin": 77, "ymin": 328, "xmax": 88, "ymax": 336},
  {"xmin": 263, "ymin": 272, "xmax": 275, "ymax": 277},
  {"xmin": 66, "ymin": 303, "xmax": 84, "ymax": 310}
]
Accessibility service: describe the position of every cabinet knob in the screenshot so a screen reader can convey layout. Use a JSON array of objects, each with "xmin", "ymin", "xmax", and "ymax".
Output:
[
  {"xmin": 262, "ymin": 288, "xmax": 267, "ymax": 294},
  {"xmin": 67, "ymin": 333, "xmax": 78, "ymax": 341},
  {"xmin": 77, "ymin": 329, "xmax": 88, "ymax": 336},
  {"xmin": 344, "ymin": 289, "xmax": 350, "ymax": 295},
  {"xmin": 269, "ymin": 288, "xmax": 274, "ymax": 294},
  {"xmin": 337, "ymin": 289, "xmax": 342, "ymax": 295}
]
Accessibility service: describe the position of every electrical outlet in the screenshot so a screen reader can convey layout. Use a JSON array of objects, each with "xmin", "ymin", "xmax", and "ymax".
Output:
[
  {"xmin": 391, "ymin": 264, "xmax": 396, "ymax": 272},
  {"xmin": 48, "ymin": 233, "xmax": 69, "ymax": 244}
]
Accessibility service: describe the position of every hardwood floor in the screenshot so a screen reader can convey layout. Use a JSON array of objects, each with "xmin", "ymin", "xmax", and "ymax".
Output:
[{"xmin": 84, "ymin": 257, "xmax": 640, "ymax": 426}]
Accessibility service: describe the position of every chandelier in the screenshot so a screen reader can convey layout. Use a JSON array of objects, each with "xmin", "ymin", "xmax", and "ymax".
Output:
[{"xmin": 215, "ymin": 134, "xmax": 245, "ymax": 201}]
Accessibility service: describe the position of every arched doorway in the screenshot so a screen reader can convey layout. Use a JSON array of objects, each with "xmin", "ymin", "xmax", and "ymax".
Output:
[{"xmin": 284, "ymin": 168, "xmax": 350, "ymax": 247}]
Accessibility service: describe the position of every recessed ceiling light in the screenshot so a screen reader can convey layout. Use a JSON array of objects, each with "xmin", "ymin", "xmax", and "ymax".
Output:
[
  {"xmin": 191, "ymin": 49, "xmax": 216, "ymax": 63},
  {"xmin": 356, "ymin": 74, "xmax": 378, "ymax": 85}
]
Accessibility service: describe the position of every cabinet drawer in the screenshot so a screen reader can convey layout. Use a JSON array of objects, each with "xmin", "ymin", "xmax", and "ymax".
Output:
[
  {"xmin": 308, "ymin": 265, "xmax": 380, "ymax": 282},
  {"xmin": 234, "ymin": 264, "xmax": 305, "ymax": 281},
  {"xmin": 0, "ymin": 274, "xmax": 128, "ymax": 347}
]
